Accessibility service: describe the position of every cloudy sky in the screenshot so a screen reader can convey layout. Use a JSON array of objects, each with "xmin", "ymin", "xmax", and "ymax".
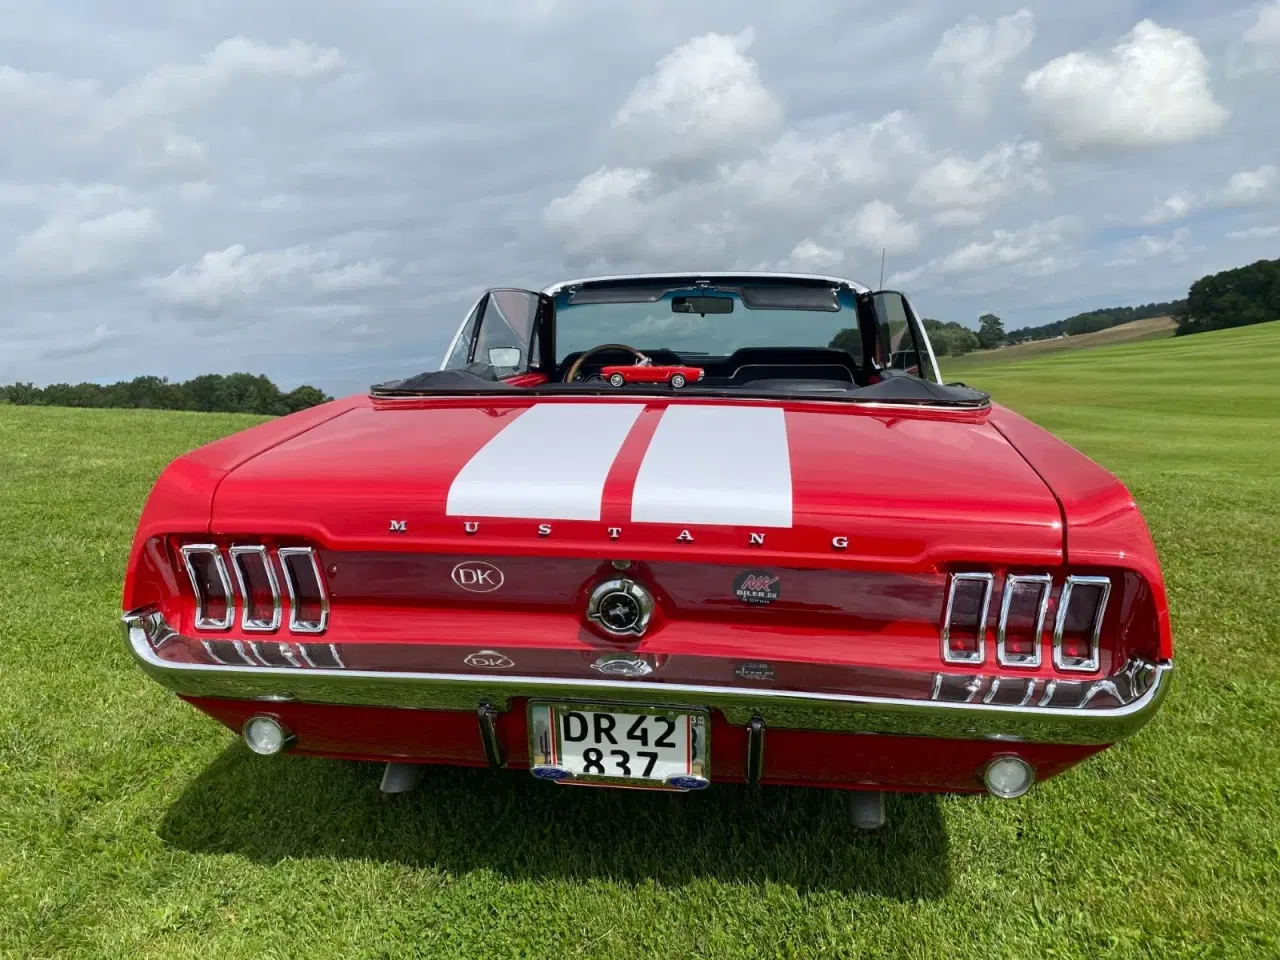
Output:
[{"xmin": 2, "ymin": 0, "xmax": 1277, "ymax": 396}]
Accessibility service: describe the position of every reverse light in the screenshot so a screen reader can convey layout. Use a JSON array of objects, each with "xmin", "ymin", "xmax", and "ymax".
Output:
[
  {"xmin": 941, "ymin": 572, "xmax": 993, "ymax": 665},
  {"xmin": 242, "ymin": 715, "xmax": 294, "ymax": 756},
  {"xmin": 180, "ymin": 544, "xmax": 234, "ymax": 630},
  {"xmin": 1053, "ymin": 575, "xmax": 1111, "ymax": 673},
  {"xmin": 983, "ymin": 756, "xmax": 1035, "ymax": 799}
]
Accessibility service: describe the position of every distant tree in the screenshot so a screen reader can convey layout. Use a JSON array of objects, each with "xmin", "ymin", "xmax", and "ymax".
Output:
[
  {"xmin": 921, "ymin": 318, "xmax": 980, "ymax": 357},
  {"xmin": 1178, "ymin": 258, "xmax": 1280, "ymax": 335},
  {"xmin": 0, "ymin": 373, "xmax": 331, "ymax": 415},
  {"xmin": 977, "ymin": 314, "xmax": 1006, "ymax": 349},
  {"xmin": 828, "ymin": 328, "xmax": 861, "ymax": 357}
]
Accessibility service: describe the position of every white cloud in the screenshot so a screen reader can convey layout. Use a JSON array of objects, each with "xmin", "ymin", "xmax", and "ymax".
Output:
[
  {"xmin": 1140, "ymin": 192, "xmax": 1197, "ymax": 224},
  {"xmin": 934, "ymin": 217, "xmax": 1076, "ymax": 276},
  {"xmin": 147, "ymin": 243, "xmax": 340, "ymax": 312},
  {"xmin": 1234, "ymin": 1, "xmax": 1280, "ymax": 73},
  {"xmin": 911, "ymin": 140, "xmax": 1046, "ymax": 223},
  {"xmin": 1023, "ymin": 20, "xmax": 1228, "ymax": 150},
  {"xmin": 1107, "ymin": 227, "xmax": 1192, "ymax": 266},
  {"xmin": 114, "ymin": 37, "xmax": 345, "ymax": 123},
  {"xmin": 313, "ymin": 260, "xmax": 398, "ymax": 293},
  {"xmin": 832, "ymin": 201, "xmax": 921, "ymax": 255},
  {"xmin": 928, "ymin": 10, "xmax": 1035, "ymax": 117},
  {"xmin": 782, "ymin": 238, "xmax": 843, "ymax": 271},
  {"xmin": 611, "ymin": 29, "xmax": 782, "ymax": 172},
  {"xmin": 1227, "ymin": 224, "xmax": 1280, "ymax": 240},
  {"xmin": 9, "ymin": 206, "xmax": 160, "ymax": 280},
  {"xmin": 41, "ymin": 324, "xmax": 123, "ymax": 359},
  {"xmin": 719, "ymin": 111, "xmax": 928, "ymax": 211},
  {"xmin": 1219, "ymin": 165, "xmax": 1277, "ymax": 204}
]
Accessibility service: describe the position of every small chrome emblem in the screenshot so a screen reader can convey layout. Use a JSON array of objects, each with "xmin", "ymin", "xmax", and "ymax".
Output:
[
  {"xmin": 464, "ymin": 650, "xmax": 514, "ymax": 669},
  {"xmin": 389, "ymin": 520, "xmax": 407, "ymax": 533},
  {"xmin": 464, "ymin": 521, "xmax": 479, "ymax": 535},
  {"xmin": 735, "ymin": 661, "xmax": 776, "ymax": 682},
  {"xmin": 452, "ymin": 561, "xmax": 504, "ymax": 593},
  {"xmin": 832, "ymin": 536, "xmax": 849, "ymax": 550},
  {"xmin": 586, "ymin": 578, "xmax": 655, "ymax": 638},
  {"xmin": 676, "ymin": 529, "xmax": 694, "ymax": 542},
  {"xmin": 591, "ymin": 654, "xmax": 654, "ymax": 678},
  {"xmin": 749, "ymin": 532, "xmax": 765, "ymax": 546}
]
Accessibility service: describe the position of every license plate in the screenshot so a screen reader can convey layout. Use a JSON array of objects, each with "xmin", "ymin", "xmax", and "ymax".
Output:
[{"xmin": 527, "ymin": 702, "xmax": 710, "ymax": 791}]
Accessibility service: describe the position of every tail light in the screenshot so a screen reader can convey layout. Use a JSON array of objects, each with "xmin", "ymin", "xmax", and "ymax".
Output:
[
  {"xmin": 997, "ymin": 574, "xmax": 1052, "ymax": 668},
  {"xmin": 941, "ymin": 572, "xmax": 992, "ymax": 665},
  {"xmin": 177, "ymin": 541, "xmax": 328, "ymax": 635},
  {"xmin": 942, "ymin": 571, "xmax": 1114, "ymax": 674},
  {"xmin": 278, "ymin": 546, "xmax": 329, "ymax": 634},
  {"xmin": 1053, "ymin": 575, "xmax": 1111, "ymax": 673},
  {"xmin": 180, "ymin": 544, "xmax": 234, "ymax": 630},
  {"xmin": 229, "ymin": 546, "xmax": 282, "ymax": 632}
]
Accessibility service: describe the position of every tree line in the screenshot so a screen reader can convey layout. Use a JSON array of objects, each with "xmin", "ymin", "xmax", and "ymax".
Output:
[
  {"xmin": 0, "ymin": 373, "xmax": 332, "ymax": 416},
  {"xmin": 1004, "ymin": 300, "xmax": 1187, "ymax": 344},
  {"xmin": 1175, "ymin": 257, "xmax": 1280, "ymax": 335}
]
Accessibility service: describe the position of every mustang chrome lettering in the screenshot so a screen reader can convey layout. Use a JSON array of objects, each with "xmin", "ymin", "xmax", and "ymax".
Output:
[
  {"xmin": 538, "ymin": 523, "xmax": 552, "ymax": 537},
  {"xmin": 389, "ymin": 520, "xmax": 407, "ymax": 533},
  {"xmin": 749, "ymin": 533, "xmax": 765, "ymax": 546},
  {"xmin": 832, "ymin": 536, "xmax": 849, "ymax": 550},
  {"xmin": 464, "ymin": 521, "xmax": 479, "ymax": 535},
  {"xmin": 451, "ymin": 561, "xmax": 504, "ymax": 593},
  {"xmin": 676, "ymin": 529, "xmax": 694, "ymax": 542},
  {"xmin": 608, "ymin": 527, "xmax": 621, "ymax": 540}
]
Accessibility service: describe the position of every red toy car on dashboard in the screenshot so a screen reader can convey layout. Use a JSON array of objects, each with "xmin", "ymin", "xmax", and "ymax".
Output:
[
  {"xmin": 121, "ymin": 272, "xmax": 1173, "ymax": 830},
  {"xmin": 602, "ymin": 360, "xmax": 704, "ymax": 389}
]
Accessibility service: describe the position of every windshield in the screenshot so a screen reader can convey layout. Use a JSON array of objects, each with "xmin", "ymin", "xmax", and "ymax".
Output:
[{"xmin": 554, "ymin": 286, "xmax": 862, "ymax": 363}]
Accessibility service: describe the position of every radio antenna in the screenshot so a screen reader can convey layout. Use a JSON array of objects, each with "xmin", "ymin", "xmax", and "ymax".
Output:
[{"xmin": 879, "ymin": 247, "xmax": 886, "ymax": 289}]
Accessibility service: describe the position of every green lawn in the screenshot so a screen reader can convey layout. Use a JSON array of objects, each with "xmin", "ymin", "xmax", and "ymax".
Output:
[{"xmin": 2, "ymin": 323, "xmax": 1279, "ymax": 958}]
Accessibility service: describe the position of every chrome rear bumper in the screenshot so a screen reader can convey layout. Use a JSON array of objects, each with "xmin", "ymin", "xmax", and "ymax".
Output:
[{"xmin": 123, "ymin": 610, "xmax": 1172, "ymax": 746}]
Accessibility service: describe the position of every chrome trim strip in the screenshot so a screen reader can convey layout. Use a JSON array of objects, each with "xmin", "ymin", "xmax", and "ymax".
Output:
[
  {"xmin": 982, "ymin": 677, "xmax": 1002, "ymax": 705},
  {"xmin": 1053, "ymin": 575, "xmax": 1112, "ymax": 673},
  {"xmin": 277, "ymin": 547, "xmax": 330, "ymax": 634},
  {"xmin": 123, "ymin": 611, "xmax": 1173, "ymax": 747},
  {"xmin": 941, "ymin": 572, "xmax": 993, "ymax": 665},
  {"xmin": 542, "ymin": 272, "xmax": 872, "ymax": 296},
  {"xmin": 746, "ymin": 717, "xmax": 766, "ymax": 785},
  {"xmin": 229, "ymin": 545, "xmax": 282, "ymax": 633},
  {"xmin": 180, "ymin": 544, "xmax": 235, "ymax": 631},
  {"xmin": 997, "ymin": 574, "xmax": 1052, "ymax": 669}
]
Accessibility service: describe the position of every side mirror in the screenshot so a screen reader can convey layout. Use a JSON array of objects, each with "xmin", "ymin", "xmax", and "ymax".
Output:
[{"xmin": 487, "ymin": 347, "xmax": 522, "ymax": 368}]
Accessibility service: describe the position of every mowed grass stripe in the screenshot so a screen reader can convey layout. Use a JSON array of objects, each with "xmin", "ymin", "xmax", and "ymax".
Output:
[{"xmin": 1, "ymin": 324, "xmax": 1278, "ymax": 958}]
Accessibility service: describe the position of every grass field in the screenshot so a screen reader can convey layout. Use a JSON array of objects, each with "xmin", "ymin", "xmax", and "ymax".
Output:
[
  {"xmin": 2, "ymin": 323, "xmax": 1279, "ymax": 958},
  {"xmin": 941, "ymin": 315, "xmax": 1178, "ymax": 376}
]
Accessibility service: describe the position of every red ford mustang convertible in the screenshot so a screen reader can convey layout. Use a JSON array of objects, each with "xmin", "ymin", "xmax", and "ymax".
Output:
[{"xmin": 122, "ymin": 273, "xmax": 1173, "ymax": 827}]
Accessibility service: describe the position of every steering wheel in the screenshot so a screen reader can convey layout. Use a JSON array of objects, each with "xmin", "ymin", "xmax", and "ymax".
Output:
[{"xmin": 563, "ymin": 343, "xmax": 650, "ymax": 384}]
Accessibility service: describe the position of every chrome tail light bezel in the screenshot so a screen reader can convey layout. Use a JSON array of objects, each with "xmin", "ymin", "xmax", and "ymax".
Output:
[
  {"xmin": 277, "ymin": 546, "xmax": 330, "ymax": 634},
  {"xmin": 180, "ymin": 544, "xmax": 236, "ymax": 631},
  {"xmin": 1053, "ymin": 575, "xmax": 1112, "ymax": 673},
  {"xmin": 941, "ymin": 572, "xmax": 994, "ymax": 665},
  {"xmin": 996, "ymin": 574, "xmax": 1053, "ymax": 669},
  {"xmin": 229, "ymin": 545, "xmax": 283, "ymax": 633}
]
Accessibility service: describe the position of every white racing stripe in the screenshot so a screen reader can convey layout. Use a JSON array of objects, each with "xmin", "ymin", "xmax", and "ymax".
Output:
[
  {"xmin": 631, "ymin": 405, "xmax": 793, "ymax": 527},
  {"xmin": 447, "ymin": 403, "xmax": 645, "ymax": 520}
]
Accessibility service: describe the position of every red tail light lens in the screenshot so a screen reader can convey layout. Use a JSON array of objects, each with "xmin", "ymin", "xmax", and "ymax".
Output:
[
  {"xmin": 941, "ymin": 572, "xmax": 993, "ymax": 664},
  {"xmin": 230, "ymin": 546, "xmax": 282, "ymax": 632},
  {"xmin": 180, "ymin": 544, "xmax": 234, "ymax": 630},
  {"xmin": 1053, "ymin": 576, "xmax": 1111, "ymax": 672},
  {"xmin": 278, "ymin": 547, "xmax": 329, "ymax": 633},
  {"xmin": 997, "ymin": 574, "xmax": 1051, "ymax": 668}
]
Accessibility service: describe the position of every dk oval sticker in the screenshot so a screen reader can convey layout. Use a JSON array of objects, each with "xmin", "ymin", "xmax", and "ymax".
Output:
[{"xmin": 452, "ymin": 560, "xmax": 504, "ymax": 593}]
